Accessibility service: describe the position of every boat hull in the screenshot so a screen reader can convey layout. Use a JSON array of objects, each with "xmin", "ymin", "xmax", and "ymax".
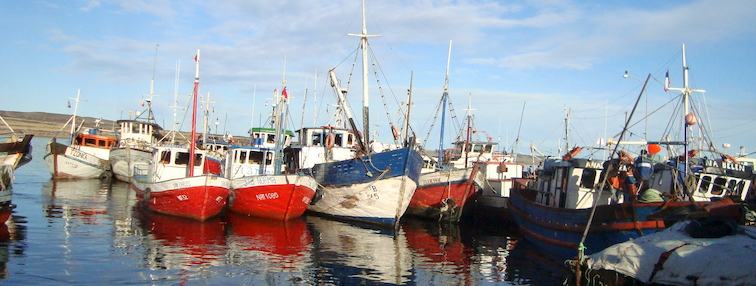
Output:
[
  {"xmin": 44, "ymin": 140, "xmax": 111, "ymax": 179},
  {"xmin": 0, "ymin": 134, "xmax": 33, "ymax": 170},
  {"xmin": 507, "ymin": 185, "xmax": 713, "ymax": 258},
  {"xmin": 0, "ymin": 164, "xmax": 13, "ymax": 224},
  {"xmin": 229, "ymin": 174, "xmax": 317, "ymax": 220},
  {"xmin": 406, "ymin": 167, "xmax": 481, "ymax": 222},
  {"xmin": 133, "ymin": 174, "xmax": 230, "ymax": 221},
  {"xmin": 110, "ymin": 147, "xmax": 152, "ymax": 183},
  {"xmin": 305, "ymin": 147, "xmax": 423, "ymax": 227}
]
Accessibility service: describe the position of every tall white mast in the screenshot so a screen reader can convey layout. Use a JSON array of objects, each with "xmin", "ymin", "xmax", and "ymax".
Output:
[
  {"xmin": 348, "ymin": 0, "xmax": 380, "ymax": 146},
  {"xmin": 68, "ymin": 89, "xmax": 86, "ymax": 143},
  {"xmin": 664, "ymin": 44, "xmax": 706, "ymax": 177}
]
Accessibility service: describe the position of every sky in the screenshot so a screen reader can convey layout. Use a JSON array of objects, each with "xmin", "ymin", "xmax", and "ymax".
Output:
[{"xmin": 2, "ymin": 0, "xmax": 755, "ymax": 158}]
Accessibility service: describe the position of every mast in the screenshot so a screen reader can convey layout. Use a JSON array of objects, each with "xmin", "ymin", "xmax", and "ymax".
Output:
[
  {"xmin": 201, "ymin": 92, "xmax": 215, "ymax": 143},
  {"xmin": 329, "ymin": 69, "xmax": 367, "ymax": 153},
  {"xmin": 348, "ymin": 0, "xmax": 380, "ymax": 149},
  {"xmin": 403, "ymin": 71, "xmax": 413, "ymax": 146},
  {"xmin": 68, "ymin": 89, "xmax": 86, "ymax": 144},
  {"xmin": 189, "ymin": 49, "xmax": 200, "ymax": 177},
  {"xmin": 665, "ymin": 44, "xmax": 706, "ymax": 179},
  {"xmin": 274, "ymin": 59, "xmax": 287, "ymax": 174},
  {"xmin": 438, "ymin": 40, "xmax": 452, "ymax": 163},
  {"xmin": 463, "ymin": 93, "xmax": 475, "ymax": 168},
  {"xmin": 168, "ymin": 60, "xmax": 181, "ymax": 144},
  {"xmin": 145, "ymin": 44, "xmax": 160, "ymax": 124}
]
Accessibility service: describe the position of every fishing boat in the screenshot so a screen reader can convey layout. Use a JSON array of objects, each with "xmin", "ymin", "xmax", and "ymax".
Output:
[
  {"xmin": 109, "ymin": 49, "xmax": 165, "ymax": 183},
  {"xmin": 0, "ymin": 116, "xmax": 33, "ymax": 170},
  {"xmin": 44, "ymin": 90, "xmax": 117, "ymax": 180},
  {"xmin": 225, "ymin": 85, "xmax": 317, "ymax": 220},
  {"xmin": 508, "ymin": 44, "xmax": 753, "ymax": 259},
  {"xmin": 287, "ymin": 1, "xmax": 423, "ymax": 227},
  {"xmin": 407, "ymin": 43, "xmax": 484, "ymax": 222},
  {"xmin": 131, "ymin": 50, "xmax": 230, "ymax": 221}
]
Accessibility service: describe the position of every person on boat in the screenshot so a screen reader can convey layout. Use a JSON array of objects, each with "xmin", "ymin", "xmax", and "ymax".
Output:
[
  {"xmin": 635, "ymin": 149, "xmax": 654, "ymax": 190},
  {"xmin": 622, "ymin": 166, "xmax": 638, "ymax": 203}
]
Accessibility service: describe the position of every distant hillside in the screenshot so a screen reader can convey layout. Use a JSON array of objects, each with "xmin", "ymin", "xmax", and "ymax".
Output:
[{"xmin": 0, "ymin": 110, "xmax": 118, "ymax": 138}]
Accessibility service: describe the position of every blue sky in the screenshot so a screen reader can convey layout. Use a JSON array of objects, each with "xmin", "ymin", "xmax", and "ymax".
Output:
[{"xmin": 2, "ymin": 0, "xmax": 755, "ymax": 157}]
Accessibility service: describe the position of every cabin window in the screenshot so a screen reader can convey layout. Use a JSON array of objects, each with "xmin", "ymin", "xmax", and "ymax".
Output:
[
  {"xmin": 347, "ymin": 134, "xmax": 354, "ymax": 146},
  {"xmin": 483, "ymin": 144, "xmax": 493, "ymax": 153},
  {"xmin": 472, "ymin": 144, "xmax": 483, "ymax": 152},
  {"xmin": 727, "ymin": 180, "xmax": 738, "ymax": 195},
  {"xmin": 699, "ymin": 175, "xmax": 712, "ymax": 193},
  {"xmin": 237, "ymin": 150, "xmax": 248, "ymax": 164},
  {"xmin": 131, "ymin": 124, "xmax": 140, "ymax": 133},
  {"xmin": 175, "ymin": 152, "xmax": 189, "ymax": 165},
  {"xmin": 334, "ymin": 133, "xmax": 344, "ymax": 147},
  {"xmin": 711, "ymin": 177, "xmax": 727, "ymax": 196},
  {"xmin": 160, "ymin": 151, "xmax": 171, "ymax": 164},
  {"xmin": 250, "ymin": 151, "xmax": 263, "ymax": 164},
  {"xmin": 580, "ymin": 169, "xmax": 597, "ymax": 189},
  {"xmin": 265, "ymin": 152, "xmax": 273, "ymax": 165},
  {"xmin": 312, "ymin": 132, "xmax": 322, "ymax": 146},
  {"xmin": 736, "ymin": 181, "xmax": 746, "ymax": 196},
  {"xmin": 267, "ymin": 134, "xmax": 275, "ymax": 144}
]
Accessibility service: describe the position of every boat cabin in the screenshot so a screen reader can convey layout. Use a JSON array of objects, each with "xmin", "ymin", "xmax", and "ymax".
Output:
[
  {"xmin": 74, "ymin": 133, "xmax": 117, "ymax": 150},
  {"xmin": 133, "ymin": 146, "xmax": 208, "ymax": 183},
  {"xmin": 532, "ymin": 158, "xmax": 618, "ymax": 209},
  {"xmin": 224, "ymin": 146, "xmax": 276, "ymax": 179},
  {"xmin": 248, "ymin": 127, "xmax": 294, "ymax": 149},
  {"xmin": 648, "ymin": 157, "xmax": 753, "ymax": 201},
  {"xmin": 443, "ymin": 140, "xmax": 511, "ymax": 168},
  {"xmin": 284, "ymin": 126, "xmax": 358, "ymax": 170},
  {"xmin": 115, "ymin": 119, "xmax": 162, "ymax": 146}
]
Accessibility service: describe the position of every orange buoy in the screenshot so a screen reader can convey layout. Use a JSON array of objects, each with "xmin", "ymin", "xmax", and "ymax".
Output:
[
  {"xmin": 647, "ymin": 144, "xmax": 662, "ymax": 154},
  {"xmin": 687, "ymin": 149, "xmax": 698, "ymax": 157},
  {"xmin": 562, "ymin": 147, "xmax": 582, "ymax": 160}
]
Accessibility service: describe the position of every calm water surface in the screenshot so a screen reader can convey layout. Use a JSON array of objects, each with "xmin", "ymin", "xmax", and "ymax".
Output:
[{"xmin": 0, "ymin": 138, "xmax": 570, "ymax": 285}]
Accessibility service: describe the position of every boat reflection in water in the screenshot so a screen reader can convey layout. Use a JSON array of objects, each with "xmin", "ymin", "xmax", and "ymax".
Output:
[
  {"xmin": 42, "ymin": 179, "xmax": 111, "ymax": 224},
  {"xmin": 402, "ymin": 218, "xmax": 476, "ymax": 285},
  {"xmin": 136, "ymin": 209, "xmax": 227, "ymax": 271},
  {"xmin": 226, "ymin": 213, "xmax": 313, "ymax": 282},
  {"xmin": 306, "ymin": 216, "xmax": 413, "ymax": 285}
]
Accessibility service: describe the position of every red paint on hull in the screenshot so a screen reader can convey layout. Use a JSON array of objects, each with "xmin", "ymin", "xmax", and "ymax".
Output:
[
  {"xmin": 228, "ymin": 213, "xmax": 311, "ymax": 256},
  {"xmin": 140, "ymin": 185, "xmax": 230, "ymax": 221},
  {"xmin": 229, "ymin": 184, "xmax": 315, "ymax": 220}
]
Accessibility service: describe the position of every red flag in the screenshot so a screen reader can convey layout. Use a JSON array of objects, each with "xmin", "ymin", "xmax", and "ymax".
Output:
[
  {"xmin": 194, "ymin": 55, "xmax": 198, "ymax": 62},
  {"xmin": 664, "ymin": 70, "xmax": 670, "ymax": 92},
  {"xmin": 282, "ymin": 87, "xmax": 288, "ymax": 98},
  {"xmin": 67, "ymin": 101, "xmax": 71, "ymax": 108}
]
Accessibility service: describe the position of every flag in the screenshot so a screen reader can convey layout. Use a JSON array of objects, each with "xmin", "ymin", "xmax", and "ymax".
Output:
[
  {"xmin": 282, "ymin": 86, "xmax": 288, "ymax": 98},
  {"xmin": 664, "ymin": 70, "xmax": 670, "ymax": 92},
  {"xmin": 141, "ymin": 100, "xmax": 145, "ymax": 107},
  {"xmin": 67, "ymin": 101, "xmax": 71, "ymax": 108},
  {"xmin": 194, "ymin": 54, "xmax": 198, "ymax": 62}
]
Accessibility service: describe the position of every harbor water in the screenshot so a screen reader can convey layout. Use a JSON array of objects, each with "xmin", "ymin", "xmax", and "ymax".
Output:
[{"xmin": 0, "ymin": 138, "xmax": 570, "ymax": 285}]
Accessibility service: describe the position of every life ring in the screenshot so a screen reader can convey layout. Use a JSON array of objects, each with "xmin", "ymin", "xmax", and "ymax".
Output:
[
  {"xmin": 324, "ymin": 133, "xmax": 335, "ymax": 149},
  {"xmin": 724, "ymin": 154, "xmax": 738, "ymax": 163},
  {"xmin": 562, "ymin": 147, "xmax": 582, "ymax": 160},
  {"xmin": 229, "ymin": 137, "xmax": 236, "ymax": 144},
  {"xmin": 618, "ymin": 150, "xmax": 634, "ymax": 163}
]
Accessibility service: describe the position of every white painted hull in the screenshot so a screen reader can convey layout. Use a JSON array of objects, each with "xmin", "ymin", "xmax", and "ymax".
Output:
[
  {"xmin": 307, "ymin": 176, "xmax": 417, "ymax": 226},
  {"xmin": 110, "ymin": 147, "xmax": 153, "ymax": 183},
  {"xmin": 44, "ymin": 142, "xmax": 110, "ymax": 179}
]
